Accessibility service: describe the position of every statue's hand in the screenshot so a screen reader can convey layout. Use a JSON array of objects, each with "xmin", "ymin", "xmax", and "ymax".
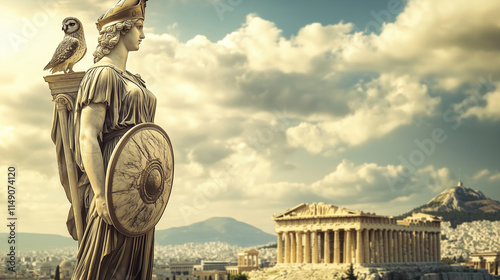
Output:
[{"xmin": 95, "ymin": 195, "xmax": 113, "ymax": 225}]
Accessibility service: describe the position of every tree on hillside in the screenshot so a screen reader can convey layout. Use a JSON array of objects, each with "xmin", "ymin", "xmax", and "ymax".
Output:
[
  {"xmin": 341, "ymin": 264, "xmax": 357, "ymax": 280},
  {"xmin": 230, "ymin": 273, "xmax": 248, "ymax": 280},
  {"xmin": 54, "ymin": 265, "xmax": 60, "ymax": 280},
  {"xmin": 441, "ymin": 257, "xmax": 454, "ymax": 265}
]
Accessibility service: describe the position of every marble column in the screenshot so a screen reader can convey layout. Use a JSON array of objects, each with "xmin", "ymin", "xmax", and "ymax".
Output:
[
  {"xmin": 415, "ymin": 232, "xmax": 420, "ymax": 263},
  {"xmin": 434, "ymin": 232, "xmax": 439, "ymax": 262},
  {"xmin": 434, "ymin": 232, "xmax": 438, "ymax": 262},
  {"xmin": 408, "ymin": 231, "xmax": 412, "ymax": 263},
  {"xmin": 374, "ymin": 230, "xmax": 381, "ymax": 264},
  {"xmin": 388, "ymin": 230, "xmax": 393, "ymax": 263},
  {"xmin": 277, "ymin": 232, "xmax": 283, "ymax": 264},
  {"xmin": 406, "ymin": 231, "xmax": 412, "ymax": 263},
  {"xmin": 418, "ymin": 232, "xmax": 422, "ymax": 263},
  {"xmin": 334, "ymin": 230, "xmax": 341, "ymax": 264},
  {"xmin": 356, "ymin": 229, "xmax": 363, "ymax": 264},
  {"xmin": 296, "ymin": 231, "xmax": 303, "ymax": 263},
  {"xmin": 397, "ymin": 231, "xmax": 403, "ymax": 263},
  {"xmin": 393, "ymin": 230, "xmax": 398, "ymax": 263},
  {"xmin": 383, "ymin": 229, "xmax": 388, "ymax": 263},
  {"xmin": 285, "ymin": 231, "xmax": 291, "ymax": 263},
  {"xmin": 305, "ymin": 231, "xmax": 311, "ymax": 263},
  {"xmin": 324, "ymin": 230, "xmax": 331, "ymax": 264},
  {"xmin": 378, "ymin": 230, "xmax": 383, "ymax": 263},
  {"xmin": 345, "ymin": 229, "xmax": 352, "ymax": 264},
  {"xmin": 419, "ymin": 231, "xmax": 425, "ymax": 262},
  {"xmin": 291, "ymin": 232, "xmax": 296, "ymax": 263},
  {"xmin": 430, "ymin": 232, "xmax": 435, "ymax": 262},
  {"xmin": 369, "ymin": 229, "xmax": 375, "ymax": 264},
  {"xmin": 409, "ymin": 231, "xmax": 417, "ymax": 262},
  {"xmin": 403, "ymin": 231, "xmax": 408, "ymax": 263},
  {"xmin": 363, "ymin": 228, "xmax": 370, "ymax": 264},
  {"xmin": 312, "ymin": 231, "xmax": 318, "ymax": 263},
  {"xmin": 425, "ymin": 232, "xmax": 430, "ymax": 262},
  {"xmin": 437, "ymin": 232, "xmax": 441, "ymax": 262}
]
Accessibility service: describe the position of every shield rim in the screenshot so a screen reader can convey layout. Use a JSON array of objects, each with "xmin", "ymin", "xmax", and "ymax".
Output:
[{"xmin": 105, "ymin": 122, "xmax": 174, "ymax": 237}]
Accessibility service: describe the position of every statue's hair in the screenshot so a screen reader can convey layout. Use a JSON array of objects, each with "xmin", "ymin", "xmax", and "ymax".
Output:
[{"xmin": 93, "ymin": 19, "xmax": 143, "ymax": 63}]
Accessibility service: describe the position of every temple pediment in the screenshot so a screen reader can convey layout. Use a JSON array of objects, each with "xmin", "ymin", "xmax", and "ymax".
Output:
[{"xmin": 273, "ymin": 202, "xmax": 362, "ymax": 219}]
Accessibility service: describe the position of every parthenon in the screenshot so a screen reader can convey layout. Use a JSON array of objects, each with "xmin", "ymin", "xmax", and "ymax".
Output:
[{"xmin": 273, "ymin": 203, "xmax": 441, "ymax": 265}]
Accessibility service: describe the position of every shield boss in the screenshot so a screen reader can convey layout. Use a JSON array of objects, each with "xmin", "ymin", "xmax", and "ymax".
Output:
[{"xmin": 105, "ymin": 123, "xmax": 174, "ymax": 237}]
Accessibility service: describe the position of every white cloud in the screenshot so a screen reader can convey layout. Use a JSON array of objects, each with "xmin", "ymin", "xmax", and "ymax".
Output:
[
  {"xmin": 489, "ymin": 173, "xmax": 500, "ymax": 182},
  {"xmin": 473, "ymin": 169, "xmax": 490, "ymax": 180},
  {"xmin": 286, "ymin": 74, "xmax": 439, "ymax": 154},
  {"xmin": 462, "ymin": 84, "xmax": 500, "ymax": 121},
  {"xmin": 345, "ymin": 0, "xmax": 500, "ymax": 83},
  {"xmin": 416, "ymin": 165, "xmax": 454, "ymax": 193}
]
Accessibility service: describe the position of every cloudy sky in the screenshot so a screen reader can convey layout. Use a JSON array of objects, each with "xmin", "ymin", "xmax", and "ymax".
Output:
[{"xmin": 1, "ymin": 0, "xmax": 500, "ymax": 240}]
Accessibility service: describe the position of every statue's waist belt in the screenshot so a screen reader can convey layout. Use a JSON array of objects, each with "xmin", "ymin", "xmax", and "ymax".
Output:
[{"xmin": 103, "ymin": 127, "xmax": 133, "ymax": 143}]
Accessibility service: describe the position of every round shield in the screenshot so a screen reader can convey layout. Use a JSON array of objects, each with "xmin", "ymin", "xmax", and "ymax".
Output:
[{"xmin": 105, "ymin": 123, "xmax": 174, "ymax": 237}]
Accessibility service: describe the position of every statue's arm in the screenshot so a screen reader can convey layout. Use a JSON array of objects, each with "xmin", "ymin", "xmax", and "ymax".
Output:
[{"xmin": 79, "ymin": 103, "xmax": 113, "ymax": 225}]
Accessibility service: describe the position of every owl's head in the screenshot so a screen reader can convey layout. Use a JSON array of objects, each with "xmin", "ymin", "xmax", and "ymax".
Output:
[{"xmin": 62, "ymin": 17, "xmax": 82, "ymax": 34}]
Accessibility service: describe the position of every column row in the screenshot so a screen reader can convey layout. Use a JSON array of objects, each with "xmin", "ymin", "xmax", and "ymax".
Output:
[{"xmin": 277, "ymin": 229, "xmax": 440, "ymax": 264}]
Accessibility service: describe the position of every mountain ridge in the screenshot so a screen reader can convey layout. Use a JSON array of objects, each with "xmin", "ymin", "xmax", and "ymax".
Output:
[{"xmin": 155, "ymin": 217, "xmax": 276, "ymax": 247}]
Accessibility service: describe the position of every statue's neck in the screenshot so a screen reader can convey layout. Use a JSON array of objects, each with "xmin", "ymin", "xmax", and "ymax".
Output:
[{"xmin": 100, "ymin": 43, "xmax": 129, "ymax": 72}]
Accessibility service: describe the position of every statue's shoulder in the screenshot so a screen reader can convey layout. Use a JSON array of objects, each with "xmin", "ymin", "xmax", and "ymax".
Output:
[
  {"xmin": 86, "ymin": 64, "xmax": 123, "ymax": 77},
  {"xmin": 80, "ymin": 64, "xmax": 124, "ymax": 87}
]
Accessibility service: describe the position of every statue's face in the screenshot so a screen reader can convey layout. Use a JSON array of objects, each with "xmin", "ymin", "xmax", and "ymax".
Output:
[{"xmin": 123, "ymin": 22, "xmax": 145, "ymax": 52}]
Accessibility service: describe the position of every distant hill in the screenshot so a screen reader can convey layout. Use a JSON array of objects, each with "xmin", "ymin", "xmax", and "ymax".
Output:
[
  {"xmin": 155, "ymin": 217, "xmax": 276, "ymax": 247},
  {"xmin": 0, "ymin": 217, "xmax": 275, "ymax": 251},
  {"xmin": 397, "ymin": 181, "xmax": 500, "ymax": 227},
  {"xmin": 0, "ymin": 233, "xmax": 76, "ymax": 251}
]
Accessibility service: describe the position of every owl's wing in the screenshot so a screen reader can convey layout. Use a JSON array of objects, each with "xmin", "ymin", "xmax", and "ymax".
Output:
[{"xmin": 44, "ymin": 37, "xmax": 79, "ymax": 70}]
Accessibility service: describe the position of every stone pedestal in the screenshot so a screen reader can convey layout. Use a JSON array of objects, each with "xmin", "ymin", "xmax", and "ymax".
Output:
[{"xmin": 44, "ymin": 71, "xmax": 85, "ymax": 245}]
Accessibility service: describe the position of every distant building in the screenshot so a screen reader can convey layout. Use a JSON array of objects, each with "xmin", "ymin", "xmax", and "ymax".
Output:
[
  {"xmin": 471, "ymin": 252, "xmax": 499, "ymax": 276},
  {"xmin": 193, "ymin": 270, "xmax": 227, "ymax": 280},
  {"xmin": 199, "ymin": 261, "xmax": 230, "ymax": 271},
  {"xmin": 169, "ymin": 261, "xmax": 196, "ymax": 280},
  {"xmin": 226, "ymin": 249, "xmax": 259, "ymax": 274},
  {"xmin": 192, "ymin": 261, "xmax": 230, "ymax": 280},
  {"xmin": 59, "ymin": 260, "xmax": 74, "ymax": 280},
  {"xmin": 39, "ymin": 264, "xmax": 54, "ymax": 278},
  {"xmin": 273, "ymin": 202, "xmax": 442, "ymax": 265}
]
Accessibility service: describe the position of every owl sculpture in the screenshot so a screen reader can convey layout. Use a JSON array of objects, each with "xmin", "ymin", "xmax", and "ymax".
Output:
[{"xmin": 44, "ymin": 17, "xmax": 87, "ymax": 74}]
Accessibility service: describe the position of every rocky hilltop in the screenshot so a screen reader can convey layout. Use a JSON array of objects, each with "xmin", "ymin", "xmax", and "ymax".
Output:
[
  {"xmin": 397, "ymin": 181, "xmax": 500, "ymax": 227},
  {"xmin": 419, "ymin": 181, "xmax": 500, "ymax": 213}
]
